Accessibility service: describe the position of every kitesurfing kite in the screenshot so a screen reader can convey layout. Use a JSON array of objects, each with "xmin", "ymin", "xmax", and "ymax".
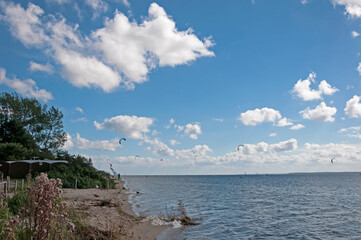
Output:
[
  {"xmin": 331, "ymin": 158, "xmax": 335, "ymax": 163},
  {"xmin": 237, "ymin": 144, "xmax": 244, "ymax": 151},
  {"xmin": 119, "ymin": 138, "xmax": 126, "ymax": 144}
]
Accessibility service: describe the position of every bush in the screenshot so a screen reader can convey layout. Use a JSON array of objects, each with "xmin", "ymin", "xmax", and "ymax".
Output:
[
  {"xmin": 0, "ymin": 173, "xmax": 74, "ymax": 240},
  {"xmin": 47, "ymin": 163, "xmax": 113, "ymax": 189}
]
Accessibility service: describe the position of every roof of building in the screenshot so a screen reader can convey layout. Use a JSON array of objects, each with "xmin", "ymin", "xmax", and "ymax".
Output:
[{"xmin": 1, "ymin": 160, "xmax": 68, "ymax": 164}]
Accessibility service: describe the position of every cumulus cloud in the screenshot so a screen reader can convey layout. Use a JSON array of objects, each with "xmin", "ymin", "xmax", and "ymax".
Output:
[
  {"xmin": 338, "ymin": 126, "xmax": 361, "ymax": 138},
  {"xmin": 91, "ymin": 3, "xmax": 214, "ymax": 84},
  {"xmin": 94, "ymin": 115, "xmax": 154, "ymax": 139},
  {"xmin": 239, "ymin": 138, "xmax": 297, "ymax": 154},
  {"xmin": 0, "ymin": 2, "xmax": 214, "ymax": 92},
  {"xmin": 352, "ymin": 30, "xmax": 360, "ymax": 37},
  {"xmin": 175, "ymin": 144, "xmax": 213, "ymax": 160},
  {"xmin": 75, "ymin": 133, "xmax": 120, "ymax": 151},
  {"xmin": 62, "ymin": 133, "xmax": 74, "ymax": 149},
  {"xmin": 269, "ymin": 132, "xmax": 277, "ymax": 137},
  {"xmin": 143, "ymin": 137, "xmax": 174, "ymax": 156},
  {"xmin": 183, "ymin": 123, "xmax": 202, "ymax": 139},
  {"xmin": 291, "ymin": 72, "xmax": 338, "ymax": 101},
  {"xmin": 0, "ymin": 1, "xmax": 48, "ymax": 47},
  {"xmin": 169, "ymin": 139, "xmax": 179, "ymax": 146},
  {"xmin": 0, "ymin": 67, "xmax": 53, "ymax": 102},
  {"xmin": 300, "ymin": 102, "xmax": 337, "ymax": 122},
  {"xmin": 277, "ymin": 117, "xmax": 293, "ymax": 127},
  {"xmin": 345, "ymin": 95, "xmax": 361, "ymax": 118},
  {"xmin": 54, "ymin": 48, "xmax": 124, "ymax": 92},
  {"xmin": 29, "ymin": 61, "xmax": 53, "ymax": 73},
  {"xmin": 290, "ymin": 124, "xmax": 305, "ymax": 130},
  {"xmin": 175, "ymin": 122, "xmax": 202, "ymax": 139},
  {"xmin": 332, "ymin": 0, "xmax": 361, "ymax": 18},
  {"xmin": 239, "ymin": 107, "xmax": 281, "ymax": 126},
  {"xmin": 165, "ymin": 118, "xmax": 175, "ymax": 129}
]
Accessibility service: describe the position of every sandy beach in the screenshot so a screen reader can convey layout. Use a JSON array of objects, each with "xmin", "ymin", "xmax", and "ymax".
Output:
[{"xmin": 62, "ymin": 180, "xmax": 170, "ymax": 240}]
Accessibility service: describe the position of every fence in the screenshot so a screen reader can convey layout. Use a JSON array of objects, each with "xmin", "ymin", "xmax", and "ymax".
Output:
[{"xmin": 0, "ymin": 176, "xmax": 26, "ymax": 198}]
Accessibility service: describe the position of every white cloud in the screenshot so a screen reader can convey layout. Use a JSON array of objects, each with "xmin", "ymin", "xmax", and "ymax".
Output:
[
  {"xmin": 332, "ymin": 0, "xmax": 361, "ymax": 18},
  {"xmin": 338, "ymin": 126, "xmax": 361, "ymax": 139},
  {"xmin": 301, "ymin": 0, "xmax": 309, "ymax": 4},
  {"xmin": 54, "ymin": 48, "xmax": 124, "ymax": 92},
  {"xmin": 175, "ymin": 122, "xmax": 202, "ymax": 139},
  {"xmin": 300, "ymin": 102, "xmax": 337, "ymax": 122},
  {"xmin": 122, "ymin": 0, "xmax": 130, "ymax": 7},
  {"xmin": 276, "ymin": 117, "xmax": 293, "ymax": 127},
  {"xmin": 94, "ymin": 115, "xmax": 154, "ymax": 139},
  {"xmin": 212, "ymin": 118, "xmax": 224, "ymax": 122},
  {"xmin": 236, "ymin": 138, "xmax": 298, "ymax": 155},
  {"xmin": 165, "ymin": 118, "xmax": 175, "ymax": 129},
  {"xmin": 70, "ymin": 117, "xmax": 87, "ymax": 123},
  {"xmin": 91, "ymin": 3, "xmax": 214, "ymax": 84},
  {"xmin": 1, "ymin": 2, "xmax": 214, "ymax": 92},
  {"xmin": 338, "ymin": 126, "xmax": 361, "ymax": 133},
  {"xmin": 62, "ymin": 133, "xmax": 74, "ymax": 149},
  {"xmin": 357, "ymin": 62, "xmax": 361, "ymax": 75},
  {"xmin": 269, "ymin": 132, "xmax": 277, "ymax": 137},
  {"xmin": 143, "ymin": 137, "xmax": 174, "ymax": 156},
  {"xmin": 75, "ymin": 133, "xmax": 120, "ymax": 151},
  {"xmin": 239, "ymin": 107, "xmax": 281, "ymax": 126},
  {"xmin": 345, "ymin": 95, "xmax": 361, "ymax": 118},
  {"xmin": 290, "ymin": 124, "xmax": 305, "ymax": 130},
  {"xmin": 75, "ymin": 106, "xmax": 83, "ymax": 114},
  {"xmin": 85, "ymin": 0, "xmax": 108, "ymax": 19},
  {"xmin": 352, "ymin": 30, "xmax": 360, "ymax": 37},
  {"xmin": 183, "ymin": 123, "xmax": 202, "ymax": 139},
  {"xmin": 0, "ymin": 1, "xmax": 48, "ymax": 47},
  {"xmin": 175, "ymin": 144, "xmax": 213, "ymax": 160},
  {"xmin": 0, "ymin": 67, "xmax": 53, "ymax": 102},
  {"xmin": 169, "ymin": 139, "xmax": 180, "ymax": 146},
  {"xmin": 29, "ymin": 61, "xmax": 53, "ymax": 73},
  {"xmin": 46, "ymin": 0, "xmax": 70, "ymax": 4},
  {"xmin": 291, "ymin": 72, "xmax": 338, "ymax": 101}
]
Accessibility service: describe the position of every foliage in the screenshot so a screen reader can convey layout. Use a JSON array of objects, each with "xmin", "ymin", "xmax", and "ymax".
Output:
[
  {"xmin": 0, "ymin": 173, "xmax": 74, "ymax": 240},
  {"xmin": 0, "ymin": 143, "xmax": 29, "ymax": 161},
  {"xmin": 7, "ymin": 190, "xmax": 28, "ymax": 215},
  {"xmin": 0, "ymin": 92, "xmax": 66, "ymax": 156},
  {"xmin": 47, "ymin": 163, "xmax": 112, "ymax": 189}
]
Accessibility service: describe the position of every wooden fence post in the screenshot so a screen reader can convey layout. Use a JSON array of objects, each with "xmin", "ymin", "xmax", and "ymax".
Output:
[
  {"xmin": 4, "ymin": 182, "xmax": 7, "ymax": 196},
  {"xmin": 75, "ymin": 179, "xmax": 77, "ymax": 190},
  {"xmin": 6, "ymin": 176, "xmax": 10, "ymax": 192},
  {"xmin": 21, "ymin": 179, "xmax": 24, "ymax": 189},
  {"xmin": 106, "ymin": 178, "xmax": 109, "ymax": 190},
  {"xmin": 15, "ymin": 180, "xmax": 17, "ymax": 192}
]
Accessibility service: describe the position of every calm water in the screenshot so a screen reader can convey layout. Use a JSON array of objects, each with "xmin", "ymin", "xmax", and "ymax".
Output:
[{"xmin": 123, "ymin": 174, "xmax": 361, "ymax": 239}]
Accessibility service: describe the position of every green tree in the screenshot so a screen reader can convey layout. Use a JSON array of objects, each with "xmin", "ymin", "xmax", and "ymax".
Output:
[
  {"xmin": 0, "ymin": 92, "xmax": 66, "ymax": 154},
  {"xmin": 0, "ymin": 142, "xmax": 28, "ymax": 161}
]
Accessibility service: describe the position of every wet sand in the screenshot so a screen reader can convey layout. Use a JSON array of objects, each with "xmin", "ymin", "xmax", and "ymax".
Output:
[{"xmin": 62, "ymin": 181, "xmax": 170, "ymax": 240}]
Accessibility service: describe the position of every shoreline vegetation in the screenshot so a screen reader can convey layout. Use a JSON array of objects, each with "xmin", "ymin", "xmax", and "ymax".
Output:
[
  {"xmin": 0, "ymin": 173, "xmax": 200, "ymax": 239},
  {"xmin": 0, "ymin": 93, "xmax": 200, "ymax": 239}
]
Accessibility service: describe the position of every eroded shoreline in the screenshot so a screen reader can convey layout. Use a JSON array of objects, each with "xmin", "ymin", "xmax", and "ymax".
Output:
[{"xmin": 62, "ymin": 180, "xmax": 170, "ymax": 239}]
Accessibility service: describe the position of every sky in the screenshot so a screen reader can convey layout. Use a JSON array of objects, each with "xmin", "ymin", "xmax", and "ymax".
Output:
[{"xmin": 1, "ymin": 0, "xmax": 361, "ymax": 175}]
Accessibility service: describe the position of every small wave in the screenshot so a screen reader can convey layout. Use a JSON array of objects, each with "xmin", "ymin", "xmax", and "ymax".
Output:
[{"xmin": 144, "ymin": 216, "xmax": 182, "ymax": 228}]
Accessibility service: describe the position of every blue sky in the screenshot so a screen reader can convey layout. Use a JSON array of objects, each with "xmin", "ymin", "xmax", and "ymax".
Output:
[{"xmin": 1, "ymin": 0, "xmax": 361, "ymax": 175}]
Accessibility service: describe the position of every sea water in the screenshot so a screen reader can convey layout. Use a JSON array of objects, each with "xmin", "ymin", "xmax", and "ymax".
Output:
[{"xmin": 123, "ymin": 173, "xmax": 361, "ymax": 239}]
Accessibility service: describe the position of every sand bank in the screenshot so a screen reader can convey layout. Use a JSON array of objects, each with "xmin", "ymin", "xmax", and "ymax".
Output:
[{"xmin": 62, "ymin": 181, "xmax": 170, "ymax": 240}]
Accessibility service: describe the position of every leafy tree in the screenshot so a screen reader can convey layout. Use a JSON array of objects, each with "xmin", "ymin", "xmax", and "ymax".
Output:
[
  {"xmin": 0, "ymin": 143, "xmax": 28, "ymax": 161},
  {"xmin": 0, "ymin": 92, "xmax": 66, "ymax": 154}
]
